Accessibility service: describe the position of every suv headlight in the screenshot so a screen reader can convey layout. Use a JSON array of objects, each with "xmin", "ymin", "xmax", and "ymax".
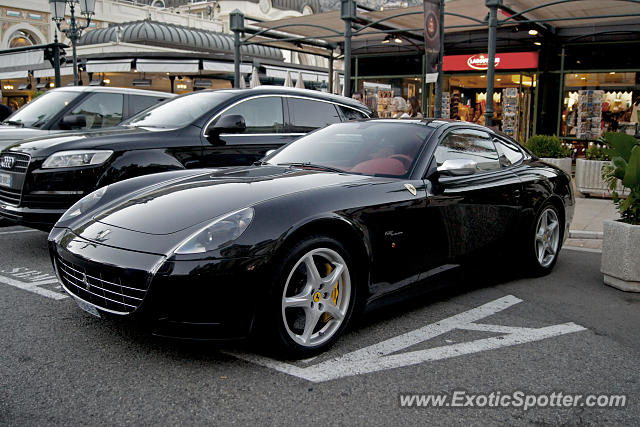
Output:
[
  {"xmin": 42, "ymin": 150, "xmax": 113, "ymax": 169},
  {"xmin": 59, "ymin": 185, "xmax": 109, "ymax": 222},
  {"xmin": 175, "ymin": 207, "xmax": 254, "ymax": 254}
]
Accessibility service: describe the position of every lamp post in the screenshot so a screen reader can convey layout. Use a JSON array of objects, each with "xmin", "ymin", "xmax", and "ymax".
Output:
[{"xmin": 49, "ymin": 0, "xmax": 95, "ymax": 86}]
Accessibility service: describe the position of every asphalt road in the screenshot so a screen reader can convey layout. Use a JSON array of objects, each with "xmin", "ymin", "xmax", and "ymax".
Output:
[{"xmin": 1, "ymin": 226, "xmax": 639, "ymax": 425}]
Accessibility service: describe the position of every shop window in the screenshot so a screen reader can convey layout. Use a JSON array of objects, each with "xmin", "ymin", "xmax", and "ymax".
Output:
[
  {"xmin": 561, "ymin": 72, "xmax": 637, "ymax": 138},
  {"xmin": 288, "ymin": 98, "xmax": 340, "ymax": 132},
  {"xmin": 223, "ymin": 96, "xmax": 284, "ymax": 134},
  {"xmin": 70, "ymin": 93, "xmax": 124, "ymax": 129},
  {"xmin": 434, "ymin": 129, "xmax": 500, "ymax": 172}
]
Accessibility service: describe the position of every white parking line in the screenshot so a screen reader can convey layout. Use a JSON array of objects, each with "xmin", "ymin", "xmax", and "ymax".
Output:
[
  {"xmin": 0, "ymin": 274, "xmax": 67, "ymax": 300},
  {"xmin": 229, "ymin": 295, "xmax": 587, "ymax": 382},
  {"xmin": 0, "ymin": 229, "xmax": 42, "ymax": 236}
]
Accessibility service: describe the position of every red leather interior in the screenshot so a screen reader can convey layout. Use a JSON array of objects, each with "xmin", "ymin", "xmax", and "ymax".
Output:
[{"xmin": 350, "ymin": 157, "xmax": 407, "ymax": 176}]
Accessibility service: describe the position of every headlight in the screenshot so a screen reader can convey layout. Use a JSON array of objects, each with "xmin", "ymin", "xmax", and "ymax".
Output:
[
  {"xmin": 175, "ymin": 207, "xmax": 254, "ymax": 255},
  {"xmin": 42, "ymin": 150, "xmax": 113, "ymax": 169},
  {"xmin": 59, "ymin": 185, "xmax": 109, "ymax": 222}
]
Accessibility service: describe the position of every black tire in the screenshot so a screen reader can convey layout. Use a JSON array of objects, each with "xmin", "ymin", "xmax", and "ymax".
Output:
[
  {"xmin": 260, "ymin": 235, "xmax": 360, "ymax": 359},
  {"xmin": 524, "ymin": 203, "xmax": 563, "ymax": 277}
]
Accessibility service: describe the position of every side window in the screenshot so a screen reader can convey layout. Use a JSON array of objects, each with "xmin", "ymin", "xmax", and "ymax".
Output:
[
  {"xmin": 434, "ymin": 129, "xmax": 500, "ymax": 172},
  {"xmin": 129, "ymin": 95, "xmax": 166, "ymax": 117},
  {"xmin": 494, "ymin": 137, "xmax": 525, "ymax": 167},
  {"xmin": 69, "ymin": 93, "xmax": 124, "ymax": 129},
  {"xmin": 289, "ymin": 98, "xmax": 341, "ymax": 132},
  {"xmin": 340, "ymin": 106, "xmax": 368, "ymax": 120},
  {"xmin": 222, "ymin": 97, "xmax": 284, "ymax": 134}
]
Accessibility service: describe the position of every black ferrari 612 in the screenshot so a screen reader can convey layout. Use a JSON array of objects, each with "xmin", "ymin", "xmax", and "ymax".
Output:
[{"xmin": 48, "ymin": 119, "xmax": 574, "ymax": 357}]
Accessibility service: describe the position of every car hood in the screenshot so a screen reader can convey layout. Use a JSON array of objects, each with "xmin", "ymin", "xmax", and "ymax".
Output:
[
  {"xmin": 93, "ymin": 165, "xmax": 372, "ymax": 235},
  {"xmin": 3, "ymin": 126, "xmax": 159, "ymax": 157},
  {"xmin": 0, "ymin": 126, "xmax": 47, "ymax": 149}
]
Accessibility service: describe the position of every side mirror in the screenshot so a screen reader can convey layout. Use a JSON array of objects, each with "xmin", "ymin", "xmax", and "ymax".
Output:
[
  {"xmin": 60, "ymin": 114, "xmax": 87, "ymax": 130},
  {"xmin": 205, "ymin": 114, "xmax": 246, "ymax": 143},
  {"xmin": 436, "ymin": 159, "xmax": 477, "ymax": 176},
  {"xmin": 264, "ymin": 149, "xmax": 276, "ymax": 157}
]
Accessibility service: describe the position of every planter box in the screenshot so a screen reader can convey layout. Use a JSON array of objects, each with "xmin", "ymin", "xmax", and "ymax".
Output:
[
  {"xmin": 601, "ymin": 220, "xmax": 640, "ymax": 292},
  {"xmin": 575, "ymin": 158, "xmax": 628, "ymax": 197},
  {"xmin": 541, "ymin": 157, "xmax": 572, "ymax": 177}
]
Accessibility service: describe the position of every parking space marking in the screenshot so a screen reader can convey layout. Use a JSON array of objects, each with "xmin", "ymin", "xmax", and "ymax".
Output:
[
  {"xmin": 0, "ymin": 267, "xmax": 67, "ymax": 300},
  {"xmin": 229, "ymin": 295, "xmax": 587, "ymax": 382},
  {"xmin": 0, "ymin": 229, "xmax": 41, "ymax": 236}
]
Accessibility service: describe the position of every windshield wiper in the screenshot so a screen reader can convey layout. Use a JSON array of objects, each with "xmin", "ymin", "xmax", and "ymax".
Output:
[
  {"xmin": 2, "ymin": 120, "xmax": 23, "ymax": 127},
  {"xmin": 277, "ymin": 162, "xmax": 345, "ymax": 173}
]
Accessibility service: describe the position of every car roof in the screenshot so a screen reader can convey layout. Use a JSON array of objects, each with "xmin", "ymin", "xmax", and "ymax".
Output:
[
  {"xmin": 201, "ymin": 86, "xmax": 371, "ymax": 113},
  {"xmin": 48, "ymin": 86, "xmax": 175, "ymax": 97},
  {"xmin": 359, "ymin": 118, "xmax": 504, "ymax": 134}
]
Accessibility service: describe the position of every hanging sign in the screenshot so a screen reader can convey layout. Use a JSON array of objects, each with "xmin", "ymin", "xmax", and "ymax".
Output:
[{"xmin": 424, "ymin": 0, "xmax": 441, "ymax": 55}]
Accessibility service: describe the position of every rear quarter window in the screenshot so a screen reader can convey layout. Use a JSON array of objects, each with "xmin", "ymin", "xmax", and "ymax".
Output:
[{"xmin": 129, "ymin": 95, "xmax": 168, "ymax": 117}]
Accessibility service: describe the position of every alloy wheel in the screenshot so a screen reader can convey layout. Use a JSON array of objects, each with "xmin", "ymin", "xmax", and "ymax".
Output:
[
  {"xmin": 281, "ymin": 247, "xmax": 351, "ymax": 348},
  {"xmin": 534, "ymin": 207, "xmax": 560, "ymax": 268}
]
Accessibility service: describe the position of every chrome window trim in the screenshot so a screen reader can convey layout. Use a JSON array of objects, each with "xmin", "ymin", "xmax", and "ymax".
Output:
[
  {"xmin": 218, "ymin": 133, "xmax": 306, "ymax": 137},
  {"xmin": 202, "ymin": 94, "xmax": 370, "ymax": 138}
]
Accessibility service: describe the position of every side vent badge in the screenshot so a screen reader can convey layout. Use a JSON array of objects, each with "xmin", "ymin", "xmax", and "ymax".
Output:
[{"xmin": 404, "ymin": 183, "xmax": 417, "ymax": 196}]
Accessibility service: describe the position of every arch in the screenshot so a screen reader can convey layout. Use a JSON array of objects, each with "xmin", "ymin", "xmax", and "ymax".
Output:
[{"xmin": 1, "ymin": 23, "xmax": 47, "ymax": 49}]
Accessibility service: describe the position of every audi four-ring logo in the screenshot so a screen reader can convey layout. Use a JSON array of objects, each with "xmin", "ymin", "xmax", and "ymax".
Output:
[{"xmin": 0, "ymin": 156, "xmax": 15, "ymax": 170}]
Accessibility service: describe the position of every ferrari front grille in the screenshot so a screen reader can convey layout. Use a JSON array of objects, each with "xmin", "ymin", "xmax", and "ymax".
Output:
[{"xmin": 56, "ymin": 255, "xmax": 148, "ymax": 314}]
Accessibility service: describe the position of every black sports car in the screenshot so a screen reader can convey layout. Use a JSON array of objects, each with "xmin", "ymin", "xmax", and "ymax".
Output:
[{"xmin": 48, "ymin": 119, "xmax": 574, "ymax": 357}]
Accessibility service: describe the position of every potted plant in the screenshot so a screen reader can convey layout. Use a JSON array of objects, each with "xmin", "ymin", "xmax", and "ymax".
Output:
[
  {"xmin": 525, "ymin": 135, "xmax": 573, "ymax": 176},
  {"xmin": 575, "ymin": 140, "xmax": 624, "ymax": 197},
  {"xmin": 601, "ymin": 132, "xmax": 640, "ymax": 292}
]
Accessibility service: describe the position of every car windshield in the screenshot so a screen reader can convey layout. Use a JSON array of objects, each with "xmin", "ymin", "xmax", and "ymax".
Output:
[
  {"xmin": 2, "ymin": 90, "xmax": 80, "ymax": 128},
  {"xmin": 123, "ymin": 91, "xmax": 235, "ymax": 128},
  {"xmin": 266, "ymin": 121, "xmax": 432, "ymax": 178}
]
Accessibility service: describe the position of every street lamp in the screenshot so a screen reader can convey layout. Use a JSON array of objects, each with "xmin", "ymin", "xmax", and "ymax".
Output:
[{"xmin": 49, "ymin": 0, "xmax": 95, "ymax": 86}]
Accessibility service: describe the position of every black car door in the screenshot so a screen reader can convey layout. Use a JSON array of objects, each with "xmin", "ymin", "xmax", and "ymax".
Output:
[
  {"xmin": 200, "ymin": 96, "xmax": 294, "ymax": 167},
  {"xmin": 426, "ymin": 128, "xmax": 523, "ymax": 260}
]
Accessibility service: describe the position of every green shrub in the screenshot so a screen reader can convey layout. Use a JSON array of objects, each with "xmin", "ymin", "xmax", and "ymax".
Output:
[
  {"xmin": 585, "ymin": 142, "xmax": 610, "ymax": 161},
  {"xmin": 525, "ymin": 135, "xmax": 572, "ymax": 158},
  {"xmin": 601, "ymin": 132, "xmax": 640, "ymax": 225}
]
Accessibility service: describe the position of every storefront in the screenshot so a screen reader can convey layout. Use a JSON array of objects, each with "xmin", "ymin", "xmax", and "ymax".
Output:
[
  {"xmin": 560, "ymin": 72, "xmax": 639, "ymax": 139},
  {"xmin": 440, "ymin": 51, "xmax": 539, "ymax": 143}
]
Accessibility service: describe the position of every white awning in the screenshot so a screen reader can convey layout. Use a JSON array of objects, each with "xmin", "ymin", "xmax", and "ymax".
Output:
[
  {"xmin": 0, "ymin": 70, "xmax": 29, "ymax": 80},
  {"xmin": 0, "ymin": 50, "xmax": 43, "ymax": 68},
  {"xmin": 86, "ymin": 59, "xmax": 132, "ymax": 73},
  {"xmin": 136, "ymin": 59, "xmax": 199, "ymax": 73},
  {"xmin": 264, "ymin": 65, "xmax": 333, "ymax": 83},
  {"xmin": 33, "ymin": 67, "xmax": 75, "ymax": 78},
  {"xmin": 202, "ymin": 60, "xmax": 251, "ymax": 74}
]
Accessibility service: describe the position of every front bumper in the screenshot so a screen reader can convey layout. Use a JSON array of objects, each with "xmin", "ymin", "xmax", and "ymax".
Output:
[
  {"xmin": 1, "ymin": 203, "xmax": 67, "ymax": 230},
  {"xmin": 49, "ymin": 228, "xmax": 268, "ymax": 340}
]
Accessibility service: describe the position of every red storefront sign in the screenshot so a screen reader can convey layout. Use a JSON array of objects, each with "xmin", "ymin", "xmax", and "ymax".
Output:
[{"xmin": 442, "ymin": 52, "xmax": 539, "ymax": 72}]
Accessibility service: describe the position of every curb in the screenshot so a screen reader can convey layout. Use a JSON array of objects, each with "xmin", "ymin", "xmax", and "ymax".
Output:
[{"xmin": 568, "ymin": 230, "xmax": 603, "ymax": 239}]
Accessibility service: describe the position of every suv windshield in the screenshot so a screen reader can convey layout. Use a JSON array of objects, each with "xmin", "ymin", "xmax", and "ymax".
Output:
[
  {"xmin": 2, "ymin": 90, "xmax": 80, "ymax": 128},
  {"xmin": 123, "ymin": 91, "xmax": 236, "ymax": 128},
  {"xmin": 266, "ymin": 121, "xmax": 432, "ymax": 178}
]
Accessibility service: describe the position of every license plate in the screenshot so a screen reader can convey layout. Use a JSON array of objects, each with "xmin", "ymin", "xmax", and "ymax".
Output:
[
  {"xmin": 73, "ymin": 297, "xmax": 101, "ymax": 318},
  {"xmin": 0, "ymin": 172, "xmax": 10, "ymax": 188}
]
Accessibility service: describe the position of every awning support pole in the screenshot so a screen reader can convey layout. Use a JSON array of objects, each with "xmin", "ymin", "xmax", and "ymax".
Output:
[
  {"xmin": 341, "ymin": 0, "xmax": 355, "ymax": 97},
  {"xmin": 434, "ymin": 0, "xmax": 445, "ymax": 118},
  {"xmin": 485, "ymin": 0, "xmax": 501, "ymax": 127},
  {"xmin": 230, "ymin": 10, "xmax": 245, "ymax": 89},
  {"xmin": 328, "ymin": 50, "xmax": 334, "ymax": 93}
]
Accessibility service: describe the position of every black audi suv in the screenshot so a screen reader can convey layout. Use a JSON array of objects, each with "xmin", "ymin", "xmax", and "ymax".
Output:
[{"xmin": 0, "ymin": 87, "xmax": 370, "ymax": 230}]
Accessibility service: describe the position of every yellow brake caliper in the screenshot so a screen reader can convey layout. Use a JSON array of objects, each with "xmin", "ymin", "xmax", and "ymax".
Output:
[{"xmin": 321, "ymin": 263, "xmax": 339, "ymax": 323}]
